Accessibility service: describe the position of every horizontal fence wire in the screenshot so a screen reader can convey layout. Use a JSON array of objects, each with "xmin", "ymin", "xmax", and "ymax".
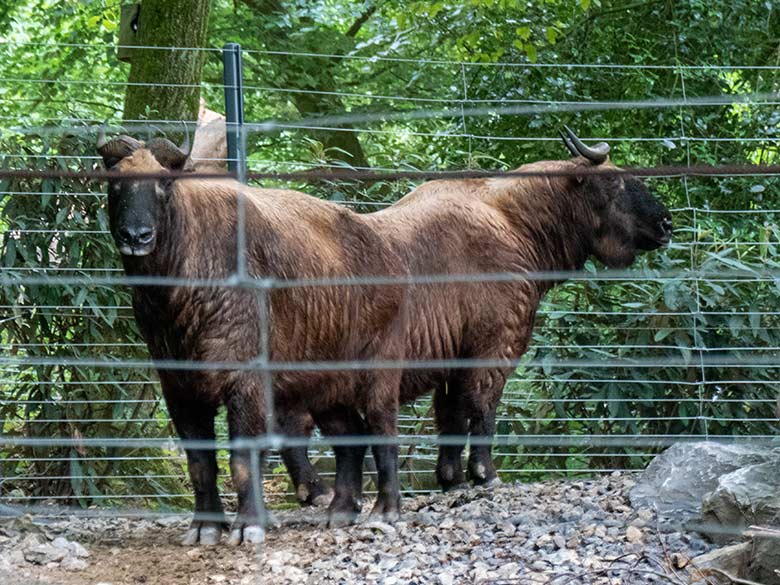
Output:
[{"xmin": 1, "ymin": 42, "xmax": 780, "ymax": 525}]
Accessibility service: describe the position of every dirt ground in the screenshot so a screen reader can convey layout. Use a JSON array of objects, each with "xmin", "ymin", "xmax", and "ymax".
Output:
[{"xmin": 1, "ymin": 475, "xmax": 714, "ymax": 585}]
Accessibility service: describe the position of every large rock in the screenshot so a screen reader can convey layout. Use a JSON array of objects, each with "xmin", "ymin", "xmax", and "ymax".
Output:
[
  {"xmin": 629, "ymin": 442, "xmax": 779, "ymax": 518},
  {"xmin": 748, "ymin": 528, "xmax": 780, "ymax": 585},
  {"xmin": 701, "ymin": 460, "xmax": 780, "ymax": 544},
  {"xmin": 691, "ymin": 542, "xmax": 751, "ymax": 583}
]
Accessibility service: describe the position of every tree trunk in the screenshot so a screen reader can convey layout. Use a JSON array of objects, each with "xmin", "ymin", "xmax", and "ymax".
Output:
[
  {"xmin": 123, "ymin": 0, "xmax": 211, "ymax": 123},
  {"xmin": 291, "ymin": 91, "xmax": 370, "ymax": 169},
  {"xmin": 239, "ymin": 0, "xmax": 372, "ymax": 168}
]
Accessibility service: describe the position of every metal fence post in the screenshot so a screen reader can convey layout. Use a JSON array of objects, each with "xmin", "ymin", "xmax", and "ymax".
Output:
[{"xmin": 223, "ymin": 42, "xmax": 246, "ymax": 183}]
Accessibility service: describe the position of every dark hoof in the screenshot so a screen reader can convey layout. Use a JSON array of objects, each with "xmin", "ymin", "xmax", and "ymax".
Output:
[
  {"xmin": 312, "ymin": 492, "xmax": 334, "ymax": 507},
  {"xmin": 327, "ymin": 497, "xmax": 362, "ymax": 528},
  {"xmin": 226, "ymin": 523, "xmax": 265, "ymax": 546},
  {"xmin": 469, "ymin": 462, "xmax": 498, "ymax": 486},
  {"xmin": 480, "ymin": 477, "xmax": 502, "ymax": 488},
  {"xmin": 181, "ymin": 521, "xmax": 223, "ymax": 546},
  {"xmin": 369, "ymin": 495, "xmax": 401, "ymax": 523},
  {"xmin": 437, "ymin": 462, "xmax": 467, "ymax": 492},
  {"xmin": 297, "ymin": 481, "xmax": 334, "ymax": 508}
]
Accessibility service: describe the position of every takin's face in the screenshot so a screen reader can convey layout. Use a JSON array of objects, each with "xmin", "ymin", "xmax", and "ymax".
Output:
[
  {"xmin": 106, "ymin": 150, "xmax": 169, "ymax": 257},
  {"xmin": 98, "ymin": 135, "xmax": 188, "ymax": 257},
  {"xmin": 588, "ymin": 173, "xmax": 673, "ymax": 269}
]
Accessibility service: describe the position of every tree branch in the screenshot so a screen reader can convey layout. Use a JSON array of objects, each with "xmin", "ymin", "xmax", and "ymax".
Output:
[{"xmin": 346, "ymin": 6, "xmax": 377, "ymax": 38}]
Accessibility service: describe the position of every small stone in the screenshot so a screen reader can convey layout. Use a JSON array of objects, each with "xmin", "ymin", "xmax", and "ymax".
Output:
[
  {"xmin": 8, "ymin": 549, "xmax": 25, "ymax": 566},
  {"xmin": 155, "ymin": 516, "xmax": 182, "ymax": 527},
  {"xmin": 363, "ymin": 521, "xmax": 397, "ymax": 537},
  {"xmin": 61, "ymin": 556, "xmax": 89, "ymax": 572},
  {"xmin": 24, "ymin": 543, "xmax": 67, "ymax": 565},
  {"xmin": 438, "ymin": 573, "xmax": 454, "ymax": 585},
  {"xmin": 637, "ymin": 508, "xmax": 653, "ymax": 522},
  {"xmin": 69, "ymin": 541, "xmax": 90, "ymax": 558},
  {"xmin": 626, "ymin": 526, "xmax": 643, "ymax": 543}
]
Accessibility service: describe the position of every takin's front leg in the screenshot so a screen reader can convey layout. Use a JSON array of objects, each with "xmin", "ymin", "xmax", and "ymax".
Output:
[
  {"xmin": 225, "ymin": 386, "xmax": 268, "ymax": 546},
  {"xmin": 164, "ymin": 396, "xmax": 226, "ymax": 546},
  {"xmin": 276, "ymin": 410, "xmax": 332, "ymax": 508}
]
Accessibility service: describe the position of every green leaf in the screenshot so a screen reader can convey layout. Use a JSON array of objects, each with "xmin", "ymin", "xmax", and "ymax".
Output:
[
  {"xmin": 3, "ymin": 237, "xmax": 15, "ymax": 267},
  {"xmin": 525, "ymin": 43, "xmax": 537, "ymax": 63},
  {"xmin": 515, "ymin": 26, "xmax": 531, "ymax": 41}
]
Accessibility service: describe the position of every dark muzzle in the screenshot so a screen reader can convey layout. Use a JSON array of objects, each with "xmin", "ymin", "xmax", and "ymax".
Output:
[{"xmin": 115, "ymin": 224, "xmax": 156, "ymax": 256}]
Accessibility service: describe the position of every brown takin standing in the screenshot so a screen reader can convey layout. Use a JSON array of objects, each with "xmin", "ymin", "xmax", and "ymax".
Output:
[
  {"xmin": 98, "ymin": 133, "xmax": 409, "ymax": 545},
  {"xmin": 286, "ymin": 127, "xmax": 672, "ymax": 502}
]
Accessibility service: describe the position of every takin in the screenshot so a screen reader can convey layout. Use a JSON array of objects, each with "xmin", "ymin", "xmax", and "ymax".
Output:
[
  {"xmin": 281, "ymin": 127, "xmax": 673, "ymax": 510},
  {"xmin": 99, "ymin": 127, "xmax": 672, "ymax": 543},
  {"xmin": 98, "ymin": 132, "xmax": 410, "ymax": 545}
]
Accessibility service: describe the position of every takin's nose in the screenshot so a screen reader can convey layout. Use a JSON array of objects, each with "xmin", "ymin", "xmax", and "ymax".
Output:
[{"xmin": 117, "ymin": 225, "xmax": 155, "ymax": 247}]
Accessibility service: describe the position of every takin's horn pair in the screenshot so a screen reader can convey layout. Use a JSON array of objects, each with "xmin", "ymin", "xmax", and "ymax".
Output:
[
  {"xmin": 559, "ymin": 125, "xmax": 610, "ymax": 164},
  {"xmin": 96, "ymin": 123, "xmax": 190, "ymax": 169}
]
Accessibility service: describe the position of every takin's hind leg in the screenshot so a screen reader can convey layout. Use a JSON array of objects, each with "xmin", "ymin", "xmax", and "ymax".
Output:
[
  {"xmin": 433, "ymin": 382, "xmax": 469, "ymax": 492},
  {"xmin": 313, "ymin": 406, "xmax": 368, "ymax": 528},
  {"xmin": 276, "ymin": 410, "xmax": 332, "ymax": 508},
  {"xmin": 163, "ymin": 395, "xmax": 226, "ymax": 546},
  {"xmin": 463, "ymin": 368, "xmax": 511, "ymax": 488},
  {"xmin": 365, "ymin": 384, "xmax": 402, "ymax": 522}
]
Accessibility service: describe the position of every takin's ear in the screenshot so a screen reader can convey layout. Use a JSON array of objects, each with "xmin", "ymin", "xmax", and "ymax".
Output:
[{"xmin": 569, "ymin": 157, "xmax": 590, "ymax": 184}]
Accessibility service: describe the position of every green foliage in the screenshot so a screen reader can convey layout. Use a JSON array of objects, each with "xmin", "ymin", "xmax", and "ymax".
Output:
[{"xmin": 1, "ymin": 0, "xmax": 779, "ymax": 504}]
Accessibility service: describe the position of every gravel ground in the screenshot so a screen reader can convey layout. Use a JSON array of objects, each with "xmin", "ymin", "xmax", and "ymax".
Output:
[{"xmin": 0, "ymin": 472, "xmax": 714, "ymax": 585}]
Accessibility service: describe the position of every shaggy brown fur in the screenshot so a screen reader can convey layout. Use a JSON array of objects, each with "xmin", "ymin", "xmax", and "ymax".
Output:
[
  {"xmin": 370, "ymin": 157, "xmax": 668, "ymax": 487},
  {"xmin": 103, "ymin": 137, "xmax": 671, "ymax": 544},
  {"xmin": 289, "ymin": 156, "xmax": 671, "ymax": 492},
  {"xmin": 105, "ymin": 146, "xmax": 410, "ymax": 544}
]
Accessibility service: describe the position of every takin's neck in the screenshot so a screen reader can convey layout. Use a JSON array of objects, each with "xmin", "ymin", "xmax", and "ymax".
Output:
[{"xmin": 499, "ymin": 175, "xmax": 594, "ymax": 293}]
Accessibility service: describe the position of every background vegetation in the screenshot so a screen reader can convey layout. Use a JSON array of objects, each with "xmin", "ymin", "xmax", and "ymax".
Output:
[{"xmin": 1, "ymin": 0, "xmax": 779, "ymax": 509}]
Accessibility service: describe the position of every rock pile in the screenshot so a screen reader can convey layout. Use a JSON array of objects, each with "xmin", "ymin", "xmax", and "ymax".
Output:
[
  {"xmin": 0, "ymin": 515, "xmax": 90, "ymax": 579},
  {"xmin": 0, "ymin": 472, "xmax": 716, "ymax": 584}
]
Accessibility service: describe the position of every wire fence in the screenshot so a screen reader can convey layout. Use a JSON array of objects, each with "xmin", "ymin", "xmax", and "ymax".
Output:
[{"xmin": 1, "ymin": 39, "xmax": 779, "ymax": 533}]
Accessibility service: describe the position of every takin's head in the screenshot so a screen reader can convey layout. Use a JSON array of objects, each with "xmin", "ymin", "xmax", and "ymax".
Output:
[
  {"xmin": 97, "ymin": 130, "xmax": 190, "ymax": 256},
  {"xmin": 559, "ymin": 126, "xmax": 673, "ymax": 268}
]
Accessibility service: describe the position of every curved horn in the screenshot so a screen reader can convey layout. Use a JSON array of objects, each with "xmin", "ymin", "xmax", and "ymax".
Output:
[
  {"xmin": 96, "ymin": 130, "xmax": 142, "ymax": 167},
  {"xmin": 558, "ymin": 129, "xmax": 579, "ymax": 157},
  {"xmin": 179, "ymin": 121, "xmax": 190, "ymax": 157},
  {"xmin": 562, "ymin": 125, "xmax": 610, "ymax": 164},
  {"xmin": 147, "ymin": 137, "xmax": 189, "ymax": 170},
  {"xmin": 96, "ymin": 124, "xmax": 108, "ymax": 150}
]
